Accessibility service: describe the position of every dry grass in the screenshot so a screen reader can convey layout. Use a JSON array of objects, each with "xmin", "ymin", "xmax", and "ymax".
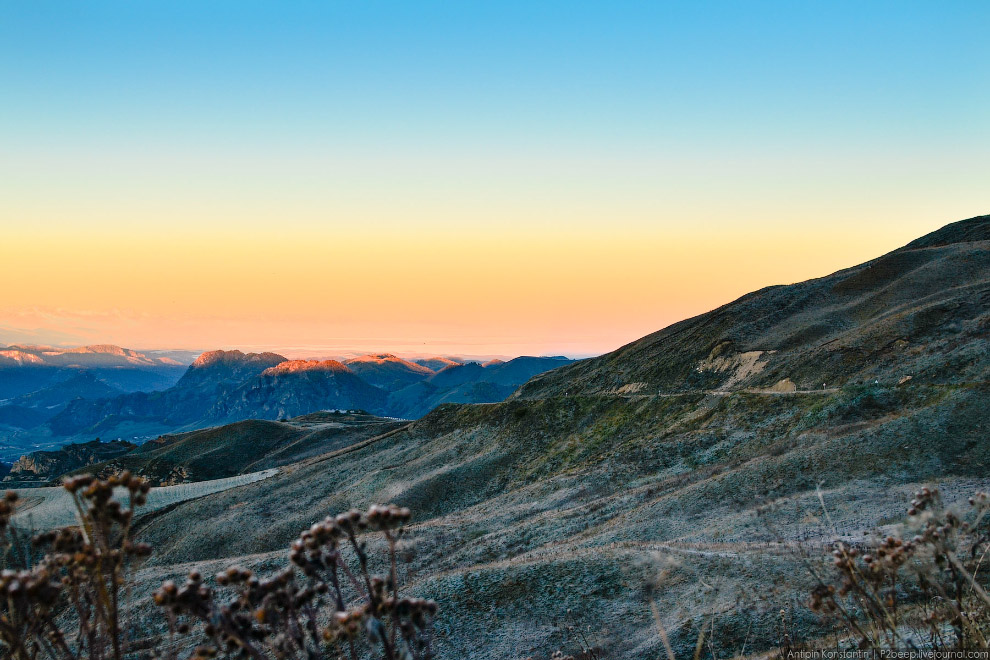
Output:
[
  {"xmin": 4, "ymin": 474, "xmax": 990, "ymax": 659},
  {"xmin": 807, "ymin": 487, "xmax": 990, "ymax": 650},
  {"xmin": 0, "ymin": 478, "xmax": 436, "ymax": 660}
]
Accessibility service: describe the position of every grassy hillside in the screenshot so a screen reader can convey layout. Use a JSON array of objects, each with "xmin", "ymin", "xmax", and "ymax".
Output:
[
  {"xmin": 49, "ymin": 216, "xmax": 990, "ymax": 657},
  {"xmin": 63, "ymin": 412, "xmax": 407, "ymax": 485},
  {"xmin": 130, "ymin": 382, "xmax": 990, "ymax": 656}
]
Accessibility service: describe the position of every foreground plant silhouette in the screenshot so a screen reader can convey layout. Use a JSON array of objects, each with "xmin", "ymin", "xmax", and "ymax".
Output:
[
  {"xmin": 809, "ymin": 488, "xmax": 990, "ymax": 649},
  {"xmin": 0, "ymin": 474, "xmax": 152, "ymax": 660},
  {"xmin": 0, "ymin": 476, "xmax": 436, "ymax": 660},
  {"xmin": 155, "ymin": 504, "xmax": 437, "ymax": 660}
]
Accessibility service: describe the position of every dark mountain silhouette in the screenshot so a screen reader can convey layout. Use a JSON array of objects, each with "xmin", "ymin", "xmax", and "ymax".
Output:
[
  {"xmin": 0, "ymin": 373, "xmax": 123, "ymax": 430},
  {"xmin": 206, "ymin": 360, "xmax": 387, "ymax": 423},
  {"xmin": 481, "ymin": 356, "xmax": 574, "ymax": 386},
  {"xmin": 342, "ymin": 354, "xmax": 434, "ymax": 391},
  {"xmin": 385, "ymin": 356, "xmax": 577, "ymax": 418}
]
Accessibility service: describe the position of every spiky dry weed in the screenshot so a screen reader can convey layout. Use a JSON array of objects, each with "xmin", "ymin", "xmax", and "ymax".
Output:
[
  {"xmin": 154, "ymin": 504, "xmax": 437, "ymax": 660},
  {"xmin": 0, "ymin": 473, "xmax": 152, "ymax": 660},
  {"xmin": 0, "ymin": 478, "xmax": 436, "ymax": 660},
  {"xmin": 809, "ymin": 487, "xmax": 990, "ymax": 649}
]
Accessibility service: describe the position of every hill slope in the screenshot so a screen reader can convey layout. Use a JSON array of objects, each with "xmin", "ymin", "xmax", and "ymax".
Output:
[
  {"xmin": 65, "ymin": 412, "xmax": 407, "ymax": 485},
  {"xmin": 124, "ymin": 215, "xmax": 990, "ymax": 657},
  {"xmin": 516, "ymin": 215, "xmax": 990, "ymax": 399}
]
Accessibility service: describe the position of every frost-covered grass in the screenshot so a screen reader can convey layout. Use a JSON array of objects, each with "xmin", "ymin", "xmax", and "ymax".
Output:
[{"xmin": 9, "ymin": 469, "xmax": 278, "ymax": 531}]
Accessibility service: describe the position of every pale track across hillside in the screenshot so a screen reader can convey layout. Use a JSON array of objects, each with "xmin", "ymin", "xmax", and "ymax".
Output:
[{"xmin": 10, "ymin": 468, "xmax": 279, "ymax": 531}]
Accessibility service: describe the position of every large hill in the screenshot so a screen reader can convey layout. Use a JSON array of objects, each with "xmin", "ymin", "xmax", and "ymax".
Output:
[
  {"xmin": 112, "ymin": 215, "xmax": 989, "ymax": 657},
  {"xmin": 60, "ymin": 411, "xmax": 407, "ymax": 485},
  {"xmin": 516, "ymin": 215, "xmax": 989, "ymax": 400},
  {"xmin": 205, "ymin": 360, "xmax": 387, "ymax": 423}
]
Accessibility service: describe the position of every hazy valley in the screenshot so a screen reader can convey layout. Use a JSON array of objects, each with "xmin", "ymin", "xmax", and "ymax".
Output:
[{"xmin": 0, "ymin": 346, "xmax": 574, "ymax": 466}]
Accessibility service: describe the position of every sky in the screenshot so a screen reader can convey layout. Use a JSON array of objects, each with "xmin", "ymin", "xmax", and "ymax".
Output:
[{"xmin": 1, "ymin": 1, "xmax": 987, "ymax": 358}]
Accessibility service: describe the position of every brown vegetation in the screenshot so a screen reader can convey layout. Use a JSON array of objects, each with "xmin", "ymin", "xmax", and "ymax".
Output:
[
  {"xmin": 0, "ymin": 479, "xmax": 436, "ymax": 660},
  {"xmin": 808, "ymin": 487, "xmax": 990, "ymax": 649}
]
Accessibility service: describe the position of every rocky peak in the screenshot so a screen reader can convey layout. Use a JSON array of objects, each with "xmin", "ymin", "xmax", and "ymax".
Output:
[
  {"xmin": 190, "ymin": 350, "xmax": 286, "ymax": 369},
  {"xmin": 191, "ymin": 349, "xmax": 246, "ymax": 367},
  {"xmin": 261, "ymin": 360, "xmax": 352, "ymax": 376}
]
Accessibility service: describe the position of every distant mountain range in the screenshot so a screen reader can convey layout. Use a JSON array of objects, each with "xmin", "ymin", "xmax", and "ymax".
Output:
[
  {"xmin": 0, "ymin": 343, "xmax": 185, "ymax": 368},
  {"xmin": 0, "ymin": 344, "xmax": 190, "ymax": 401},
  {"xmin": 0, "ymin": 345, "xmax": 190, "ymax": 453},
  {"xmin": 0, "ymin": 346, "xmax": 575, "ymax": 461}
]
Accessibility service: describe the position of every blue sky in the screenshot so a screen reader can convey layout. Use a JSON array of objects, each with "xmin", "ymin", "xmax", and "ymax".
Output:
[
  {"xmin": 1, "ymin": 1, "xmax": 987, "ymax": 354},
  {"xmin": 3, "ymin": 2, "xmax": 986, "ymax": 142}
]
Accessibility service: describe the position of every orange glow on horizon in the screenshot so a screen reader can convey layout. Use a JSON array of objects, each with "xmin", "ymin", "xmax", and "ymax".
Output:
[{"xmin": 0, "ymin": 216, "xmax": 954, "ymax": 357}]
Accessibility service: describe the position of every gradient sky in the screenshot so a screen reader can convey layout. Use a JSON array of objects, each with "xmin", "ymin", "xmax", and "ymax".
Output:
[{"xmin": 1, "ymin": 1, "xmax": 987, "ymax": 358}]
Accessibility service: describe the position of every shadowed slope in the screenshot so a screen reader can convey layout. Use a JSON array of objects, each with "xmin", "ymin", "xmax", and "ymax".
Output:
[
  {"xmin": 207, "ymin": 360, "xmax": 387, "ymax": 422},
  {"xmin": 344, "ymin": 354, "xmax": 435, "ymax": 391},
  {"xmin": 63, "ymin": 412, "xmax": 407, "ymax": 485},
  {"xmin": 387, "ymin": 357, "xmax": 577, "ymax": 418}
]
